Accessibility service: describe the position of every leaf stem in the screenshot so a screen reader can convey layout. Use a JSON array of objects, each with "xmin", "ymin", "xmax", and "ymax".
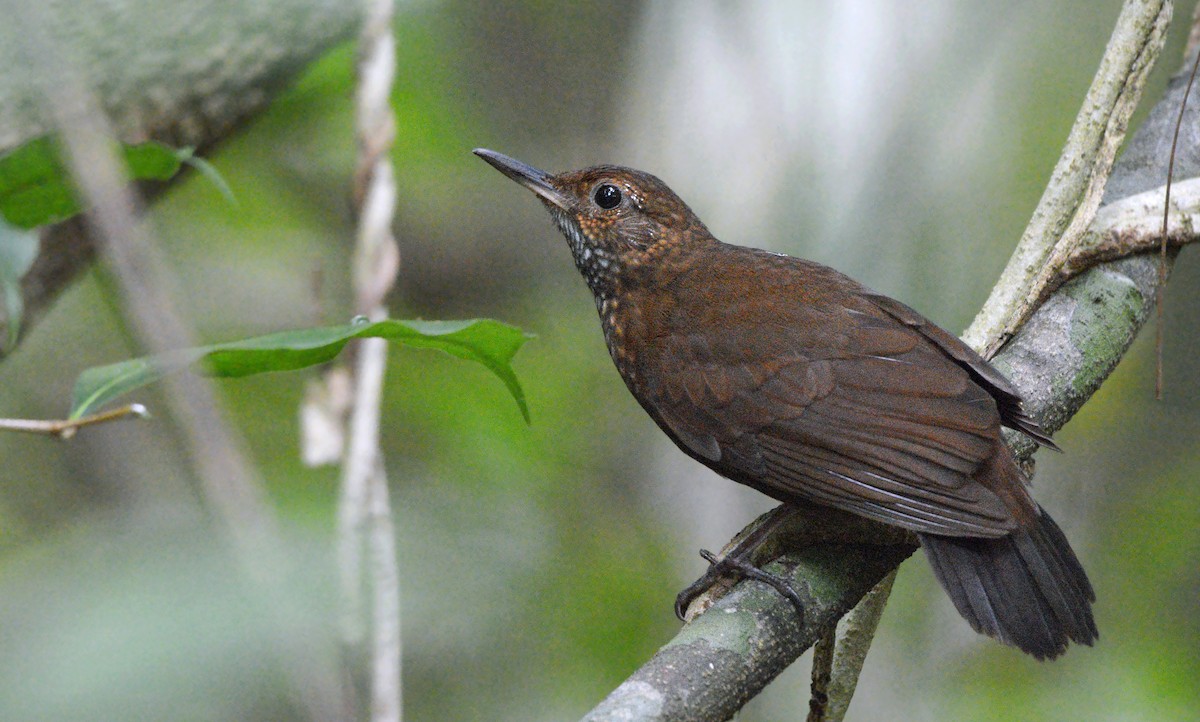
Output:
[{"xmin": 0, "ymin": 403, "xmax": 147, "ymax": 438}]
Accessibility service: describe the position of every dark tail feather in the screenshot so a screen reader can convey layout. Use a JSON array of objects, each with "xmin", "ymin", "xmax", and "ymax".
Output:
[{"xmin": 920, "ymin": 508, "xmax": 1097, "ymax": 660}]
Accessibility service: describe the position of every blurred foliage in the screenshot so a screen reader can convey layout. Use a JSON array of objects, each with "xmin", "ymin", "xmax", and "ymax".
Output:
[
  {"xmin": 0, "ymin": 138, "xmax": 184, "ymax": 228},
  {"xmin": 0, "ymin": 1, "xmax": 1198, "ymax": 721}
]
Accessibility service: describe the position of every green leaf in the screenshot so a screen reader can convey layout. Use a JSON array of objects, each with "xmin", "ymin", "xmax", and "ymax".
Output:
[
  {"xmin": 0, "ymin": 138, "xmax": 77, "ymax": 228},
  {"xmin": 70, "ymin": 319, "xmax": 534, "ymax": 422},
  {"xmin": 123, "ymin": 142, "xmax": 186, "ymax": 180},
  {"xmin": 0, "ymin": 218, "xmax": 39, "ymax": 350},
  {"xmin": 0, "ymin": 137, "xmax": 184, "ymax": 228}
]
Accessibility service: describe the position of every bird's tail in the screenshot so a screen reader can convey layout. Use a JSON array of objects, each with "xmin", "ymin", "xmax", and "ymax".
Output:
[{"xmin": 920, "ymin": 508, "xmax": 1097, "ymax": 659}]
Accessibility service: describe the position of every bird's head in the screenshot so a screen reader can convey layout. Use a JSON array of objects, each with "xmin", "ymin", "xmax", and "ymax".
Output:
[{"xmin": 474, "ymin": 149, "xmax": 709, "ymax": 298}]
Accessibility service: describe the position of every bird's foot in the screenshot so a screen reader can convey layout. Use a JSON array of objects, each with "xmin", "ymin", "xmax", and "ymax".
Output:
[{"xmin": 675, "ymin": 547, "xmax": 806, "ymax": 625}]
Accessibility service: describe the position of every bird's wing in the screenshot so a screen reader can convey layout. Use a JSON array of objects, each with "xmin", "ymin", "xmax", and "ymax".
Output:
[
  {"xmin": 863, "ymin": 293, "xmax": 1056, "ymax": 448},
  {"xmin": 645, "ymin": 297, "xmax": 1019, "ymax": 538}
]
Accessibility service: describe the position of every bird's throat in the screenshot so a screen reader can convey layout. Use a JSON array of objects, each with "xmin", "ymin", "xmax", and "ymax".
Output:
[{"xmin": 552, "ymin": 209, "xmax": 623, "ymax": 304}]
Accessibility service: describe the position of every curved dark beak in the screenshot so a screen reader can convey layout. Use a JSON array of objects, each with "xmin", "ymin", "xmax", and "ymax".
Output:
[{"xmin": 473, "ymin": 148, "xmax": 571, "ymax": 210}]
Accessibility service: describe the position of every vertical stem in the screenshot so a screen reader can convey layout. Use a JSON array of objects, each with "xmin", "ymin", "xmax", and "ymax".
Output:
[
  {"xmin": 806, "ymin": 628, "xmax": 835, "ymax": 722},
  {"xmin": 818, "ymin": 570, "xmax": 898, "ymax": 722},
  {"xmin": 1155, "ymin": 43, "xmax": 1200, "ymax": 398},
  {"xmin": 369, "ymin": 454, "xmax": 403, "ymax": 721},
  {"xmin": 339, "ymin": 0, "xmax": 402, "ymax": 720}
]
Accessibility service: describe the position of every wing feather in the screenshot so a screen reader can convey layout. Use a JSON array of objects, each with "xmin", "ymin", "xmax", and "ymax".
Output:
[{"xmin": 641, "ymin": 295, "xmax": 1025, "ymax": 538}]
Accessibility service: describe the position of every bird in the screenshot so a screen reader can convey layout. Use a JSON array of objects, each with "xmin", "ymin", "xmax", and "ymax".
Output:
[{"xmin": 473, "ymin": 148, "xmax": 1097, "ymax": 659}]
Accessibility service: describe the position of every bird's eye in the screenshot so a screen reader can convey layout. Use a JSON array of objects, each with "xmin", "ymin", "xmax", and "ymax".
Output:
[{"xmin": 593, "ymin": 183, "xmax": 622, "ymax": 209}]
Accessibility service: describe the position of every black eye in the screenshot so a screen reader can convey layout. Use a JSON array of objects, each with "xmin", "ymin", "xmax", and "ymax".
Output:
[{"xmin": 593, "ymin": 183, "xmax": 622, "ymax": 209}]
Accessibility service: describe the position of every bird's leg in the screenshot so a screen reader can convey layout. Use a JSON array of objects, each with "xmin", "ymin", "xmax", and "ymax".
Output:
[
  {"xmin": 675, "ymin": 504, "xmax": 806, "ymax": 622},
  {"xmin": 696, "ymin": 549, "xmax": 807, "ymax": 619}
]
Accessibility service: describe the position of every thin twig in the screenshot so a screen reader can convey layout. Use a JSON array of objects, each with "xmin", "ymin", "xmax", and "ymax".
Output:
[
  {"xmin": 1156, "ymin": 44, "xmax": 1200, "ymax": 398},
  {"xmin": 0, "ymin": 403, "xmax": 147, "ymax": 438}
]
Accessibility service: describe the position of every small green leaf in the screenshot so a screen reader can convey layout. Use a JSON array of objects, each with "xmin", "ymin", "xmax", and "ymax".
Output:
[
  {"xmin": 0, "ymin": 218, "xmax": 39, "ymax": 350},
  {"xmin": 0, "ymin": 137, "xmax": 77, "ymax": 228},
  {"xmin": 70, "ymin": 319, "xmax": 534, "ymax": 422},
  {"xmin": 122, "ymin": 142, "xmax": 184, "ymax": 181},
  {"xmin": 0, "ymin": 137, "xmax": 185, "ymax": 228}
]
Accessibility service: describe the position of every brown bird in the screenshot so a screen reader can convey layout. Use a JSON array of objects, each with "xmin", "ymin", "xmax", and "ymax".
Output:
[{"xmin": 474, "ymin": 148, "xmax": 1097, "ymax": 659}]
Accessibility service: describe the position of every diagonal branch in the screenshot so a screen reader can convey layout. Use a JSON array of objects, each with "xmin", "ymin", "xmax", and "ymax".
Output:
[
  {"xmin": 584, "ymin": 508, "xmax": 917, "ymax": 722},
  {"xmin": 963, "ymin": 0, "xmax": 1172, "ymax": 358}
]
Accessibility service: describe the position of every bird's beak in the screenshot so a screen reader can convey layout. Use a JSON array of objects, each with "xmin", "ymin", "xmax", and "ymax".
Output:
[{"xmin": 473, "ymin": 148, "xmax": 572, "ymax": 210}]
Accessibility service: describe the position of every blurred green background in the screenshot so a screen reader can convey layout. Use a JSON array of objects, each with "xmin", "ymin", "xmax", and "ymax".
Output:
[{"xmin": 1, "ymin": 1, "xmax": 1198, "ymax": 720}]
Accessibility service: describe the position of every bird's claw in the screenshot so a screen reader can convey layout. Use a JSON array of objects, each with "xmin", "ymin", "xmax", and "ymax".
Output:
[{"xmin": 675, "ymin": 547, "xmax": 806, "ymax": 625}]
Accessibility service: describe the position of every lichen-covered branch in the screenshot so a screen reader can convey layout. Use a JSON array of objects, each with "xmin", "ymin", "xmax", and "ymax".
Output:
[
  {"xmin": 808, "ymin": 570, "xmax": 898, "ymax": 722},
  {"xmin": 583, "ymin": 518, "xmax": 916, "ymax": 722},
  {"xmin": 1058, "ymin": 178, "xmax": 1200, "ymax": 280},
  {"xmin": 580, "ymin": 10, "xmax": 1200, "ymax": 722}
]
